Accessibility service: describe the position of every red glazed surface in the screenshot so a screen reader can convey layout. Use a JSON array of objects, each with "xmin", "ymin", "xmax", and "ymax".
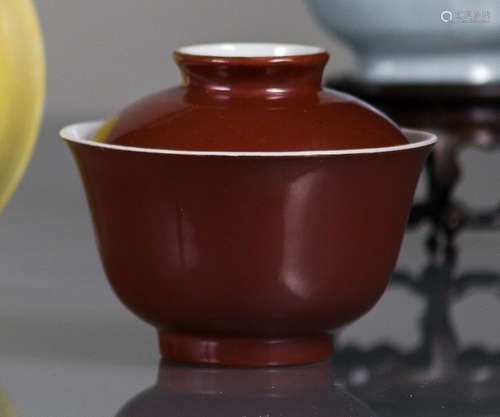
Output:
[
  {"xmin": 100, "ymin": 44, "xmax": 407, "ymax": 150},
  {"xmin": 63, "ymin": 43, "xmax": 434, "ymax": 366},
  {"xmin": 64, "ymin": 122, "xmax": 434, "ymax": 366}
]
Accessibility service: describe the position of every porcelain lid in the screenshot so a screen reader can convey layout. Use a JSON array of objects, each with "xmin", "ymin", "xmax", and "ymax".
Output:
[{"xmin": 94, "ymin": 43, "xmax": 408, "ymax": 151}]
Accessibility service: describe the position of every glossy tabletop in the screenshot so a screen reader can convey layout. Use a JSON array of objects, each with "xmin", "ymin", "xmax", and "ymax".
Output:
[{"xmin": 1, "ymin": 115, "xmax": 499, "ymax": 417}]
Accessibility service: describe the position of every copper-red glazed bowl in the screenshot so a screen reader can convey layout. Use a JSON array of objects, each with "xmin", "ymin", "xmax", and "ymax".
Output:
[{"xmin": 62, "ymin": 121, "xmax": 435, "ymax": 366}]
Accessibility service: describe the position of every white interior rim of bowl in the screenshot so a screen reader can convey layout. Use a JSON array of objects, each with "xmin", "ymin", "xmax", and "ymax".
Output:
[
  {"xmin": 176, "ymin": 43, "xmax": 326, "ymax": 58},
  {"xmin": 60, "ymin": 121, "xmax": 437, "ymax": 157}
]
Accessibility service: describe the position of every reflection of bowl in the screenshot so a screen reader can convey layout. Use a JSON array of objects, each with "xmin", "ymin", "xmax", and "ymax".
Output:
[
  {"xmin": 116, "ymin": 359, "xmax": 378, "ymax": 417},
  {"xmin": 61, "ymin": 121, "xmax": 434, "ymax": 366},
  {"xmin": 306, "ymin": 0, "xmax": 500, "ymax": 84}
]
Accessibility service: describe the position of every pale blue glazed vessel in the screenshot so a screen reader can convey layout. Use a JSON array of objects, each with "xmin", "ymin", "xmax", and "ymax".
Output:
[{"xmin": 306, "ymin": 0, "xmax": 500, "ymax": 84}]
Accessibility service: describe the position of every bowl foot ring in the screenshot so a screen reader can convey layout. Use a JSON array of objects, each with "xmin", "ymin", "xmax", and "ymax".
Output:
[{"xmin": 158, "ymin": 331, "xmax": 333, "ymax": 366}]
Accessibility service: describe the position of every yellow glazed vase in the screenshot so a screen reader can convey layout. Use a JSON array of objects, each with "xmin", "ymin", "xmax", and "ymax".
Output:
[
  {"xmin": 0, "ymin": 385, "xmax": 16, "ymax": 417},
  {"xmin": 0, "ymin": 0, "xmax": 45, "ymax": 211}
]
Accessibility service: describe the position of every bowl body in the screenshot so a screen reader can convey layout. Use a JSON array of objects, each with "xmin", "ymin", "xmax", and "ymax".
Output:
[
  {"xmin": 306, "ymin": 0, "xmax": 500, "ymax": 84},
  {"xmin": 63, "ymin": 121, "xmax": 434, "ymax": 366}
]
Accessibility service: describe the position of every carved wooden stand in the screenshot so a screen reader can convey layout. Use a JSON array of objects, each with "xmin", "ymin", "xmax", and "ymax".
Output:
[{"xmin": 328, "ymin": 80, "xmax": 500, "ymax": 263}]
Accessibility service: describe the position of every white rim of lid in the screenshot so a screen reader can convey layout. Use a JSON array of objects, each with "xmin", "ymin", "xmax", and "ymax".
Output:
[{"xmin": 175, "ymin": 43, "xmax": 326, "ymax": 58}]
